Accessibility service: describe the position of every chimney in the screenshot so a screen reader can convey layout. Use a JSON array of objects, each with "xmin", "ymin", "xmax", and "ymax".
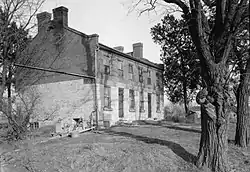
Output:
[
  {"xmin": 37, "ymin": 12, "xmax": 51, "ymax": 32},
  {"xmin": 53, "ymin": 6, "xmax": 68, "ymax": 27},
  {"xmin": 133, "ymin": 42, "xmax": 143, "ymax": 58},
  {"xmin": 113, "ymin": 46, "xmax": 124, "ymax": 52}
]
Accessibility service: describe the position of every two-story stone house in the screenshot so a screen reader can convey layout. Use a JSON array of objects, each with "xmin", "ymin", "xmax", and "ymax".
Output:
[{"xmin": 18, "ymin": 6, "xmax": 164, "ymax": 129}]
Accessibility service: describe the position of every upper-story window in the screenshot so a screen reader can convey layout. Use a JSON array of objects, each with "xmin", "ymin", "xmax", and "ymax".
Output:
[
  {"xmin": 156, "ymin": 72, "xmax": 160, "ymax": 87},
  {"xmin": 128, "ymin": 64, "xmax": 134, "ymax": 80},
  {"xmin": 118, "ymin": 60, "xmax": 123, "ymax": 77},
  {"xmin": 138, "ymin": 66, "xmax": 143, "ymax": 83},
  {"xmin": 104, "ymin": 65, "xmax": 110, "ymax": 75},
  {"xmin": 147, "ymin": 70, "xmax": 151, "ymax": 85},
  {"xmin": 129, "ymin": 64, "xmax": 133, "ymax": 73}
]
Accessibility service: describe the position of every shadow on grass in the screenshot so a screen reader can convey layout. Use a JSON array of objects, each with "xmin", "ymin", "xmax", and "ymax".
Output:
[
  {"xmin": 162, "ymin": 125, "xmax": 201, "ymax": 134},
  {"xmin": 136, "ymin": 120, "xmax": 201, "ymax": 134},
  {"xmin": 106, "ymin": 129, "xmax": 197, "ymax": 165}
]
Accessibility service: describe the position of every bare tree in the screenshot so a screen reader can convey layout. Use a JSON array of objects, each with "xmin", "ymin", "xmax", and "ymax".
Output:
[
  {"xmin": 129, "ymin": 0, "xmax": 249, "ymax": 171},
  {"xmin": 0, "ymin": 0, "xmax": 46, "ymax": 139}
]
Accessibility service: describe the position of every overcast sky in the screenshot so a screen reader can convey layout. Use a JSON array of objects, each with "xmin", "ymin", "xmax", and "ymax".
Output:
[{"xmin": 41, "ymin": 0, "xmax": 163, "ymax": 63}]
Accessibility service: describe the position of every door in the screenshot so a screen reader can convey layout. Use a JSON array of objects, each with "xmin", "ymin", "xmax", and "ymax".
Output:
[
  {"xmin": 148, "ymin": 93, "xmax": 152, "ymax": 118},
  {"xmin": 119, "ymin": 88, "xmax": 124, "ymax": 118}
]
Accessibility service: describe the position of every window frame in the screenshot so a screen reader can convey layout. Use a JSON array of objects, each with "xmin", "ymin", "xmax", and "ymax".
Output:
[
  {"xmin": 156, "ymin": 93, "xmax": 161, "ymax": 112},
  {"xmin": 129, "ymin": 64, "xmax": 133, "ymax": 74},
  {"xmin": 118, "ymin": 60, "xmax": 123, "ymax": 77},
  {"xmin": 147, "ymin": 70, "xmax": 151, "ymax": 85},
  {"xmin": 138, "ymin": 66, "xmax": 143, "ymax": 83},
  {"xmin": 104, "ymin": 85, "xmax": 111, "ymax": 109},
  {"xmin": 139, "ymin": 91, "xmax": 144, "ymax": 112},
  {"xmin": 104, "ymin": 65, "xmax": 110, "ymax": 75},
  {"xmin": 129, "ymin": 89, "xmax": 135, "ymax": 111},
  {"xmin": 30, "ymin": 122, "xmax": 39, "ymax": 130}
]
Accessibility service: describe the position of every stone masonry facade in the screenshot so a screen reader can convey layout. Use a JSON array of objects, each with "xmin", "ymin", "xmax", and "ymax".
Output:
[{"xmin": 18, "ymin": 6, "xmax": 164, "ymax": 129}]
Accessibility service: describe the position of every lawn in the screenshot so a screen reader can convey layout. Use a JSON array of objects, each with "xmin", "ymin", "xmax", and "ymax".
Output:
[{"xmin": 0, "ymin": 122, "xmax": 249, "ymax": 172}]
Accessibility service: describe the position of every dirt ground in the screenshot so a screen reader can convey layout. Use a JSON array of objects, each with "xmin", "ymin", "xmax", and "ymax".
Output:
[{"xmin": 0, "ymin": 122, "xmax": 249, "ymax": 172}]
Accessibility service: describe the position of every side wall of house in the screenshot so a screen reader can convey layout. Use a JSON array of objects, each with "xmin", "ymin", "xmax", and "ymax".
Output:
[
  {"xmin": 28, "ymin": 77, "xmax": 95, "ymax": 127},
  {"xmin": 18, "ymin": 20, "xmax": 98, "ymax": 128}
]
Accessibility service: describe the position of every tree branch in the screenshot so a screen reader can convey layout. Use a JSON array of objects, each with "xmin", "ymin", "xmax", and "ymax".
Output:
[
  {"xmin": 163, "ymin": 0, "xmax": 189, "ymax": 15},
  {"xmin": 202, "ymin": 0, "xmax": 216, "ymax": 7}
]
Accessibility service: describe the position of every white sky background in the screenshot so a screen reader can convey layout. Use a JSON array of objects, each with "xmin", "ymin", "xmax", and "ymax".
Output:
[{"xmin": 40, "ymin": 0, "xmax": 165, "ymax": 63}]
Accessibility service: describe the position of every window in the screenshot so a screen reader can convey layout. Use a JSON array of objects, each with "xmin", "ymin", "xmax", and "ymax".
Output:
[
  {"xmin": 118, "ymin": 60, "xmax": 123, "ymax": 77},
  {"xmin": 139, "ymin": 91, "xmax": 144, "ymax": 112},
  {"xmin": 156, "ymin": 72, "xmax": 160, "ymax": 88},
  {"xmin": 156, "ymin": 93, "xmax": 161, "ymax": 112},
  {"xmin": 147, "ymin": 70, "xmax": 151, "ymax": 85},
  {"xmin": 129, "ymin": 89, "xmax": 135, "ymax": 110},
  {"xmin": 104, "ymin": 65, "xmax": 110, "ymax": 75},
  {"xmin": 104, "ymin": 85, "xmax": 111, "ymax": 108},
  {"xmin": 128, "ymin": 64, "xmax": 134, "ymax": 80},
  {"xmin": 138, "ymin": 66, "xmax": 143, "ymax": 83},
  {"xmin": 129, "ymin": 64, "xmax": 133, "ymax": 73},
  {"xmin": 30, "ymin": 122, "xmax": 39, "ymax": 130}
]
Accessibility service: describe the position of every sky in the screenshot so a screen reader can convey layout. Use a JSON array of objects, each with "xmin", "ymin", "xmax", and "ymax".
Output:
[{"xmin": 40, "ymin": 0, "xmax": 163, "ymax": 63}]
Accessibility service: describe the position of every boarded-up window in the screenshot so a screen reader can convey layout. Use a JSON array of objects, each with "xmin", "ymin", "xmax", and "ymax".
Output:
[
  {"xmin": 104, "ymin": 86, "xmax": 111, "ymax": 108},
  {"xmin": 129, "ymin": 89, "xmax": 135, "ymax": 110}
]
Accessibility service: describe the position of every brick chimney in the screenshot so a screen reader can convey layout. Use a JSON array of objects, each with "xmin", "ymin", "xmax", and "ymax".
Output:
[
  {"xmin": 37, "ymin": 12, "xmax": 51, "ymax": 32},
  {"xmin": 133, "ymin": 42, "xmax": 143, "ymax": 58},
  {"xmin": 53, "ymin": 6, "xmax": 68, "ymax": 27},
  {"xmin": 113, "ymin": 46, "xmax": 124, "ymax": 52}
]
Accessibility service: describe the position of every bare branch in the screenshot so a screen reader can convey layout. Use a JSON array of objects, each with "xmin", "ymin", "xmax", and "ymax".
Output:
[
  {"xmin": 202, "ymin": 0, "xmax": 216, "ymax": 7},
  {"xmin": 163, "ymin": 0, "xmax": 189, "ymax": 14}
]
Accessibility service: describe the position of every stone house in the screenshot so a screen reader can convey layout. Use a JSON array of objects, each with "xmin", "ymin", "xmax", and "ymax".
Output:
[{"xmin": 17, "ymin": 6, "xmax": 164, "ymax": 129}]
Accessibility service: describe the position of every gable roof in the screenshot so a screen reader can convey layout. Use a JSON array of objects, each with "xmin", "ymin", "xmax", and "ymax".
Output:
[{"xmin": 63, "ymin": 26, "xmax": 163, "ymax": 71}]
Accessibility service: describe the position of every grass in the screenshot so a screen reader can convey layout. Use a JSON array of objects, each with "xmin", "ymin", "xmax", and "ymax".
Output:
[{"xmin": 1, "ymin": 122, "xmax": 249, "ymax": 172}]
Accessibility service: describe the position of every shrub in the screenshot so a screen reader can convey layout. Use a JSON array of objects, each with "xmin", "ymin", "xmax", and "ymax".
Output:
[
  {"xmin": 164, "ymin": 105, "xmax": 172, "ymax": 119},
  {"xmin": 164, "ymin": 104, "xmax": 187, "ymax": 123}
]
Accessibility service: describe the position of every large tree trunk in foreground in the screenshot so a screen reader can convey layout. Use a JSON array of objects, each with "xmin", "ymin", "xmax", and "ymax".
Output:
[
  {"xmin": 235, "ymin": 60, "xmax": 250, "ymax": 147},
  {"xmin": 196, "ymin": 64, "xmax": 229, "ymax": 172}
]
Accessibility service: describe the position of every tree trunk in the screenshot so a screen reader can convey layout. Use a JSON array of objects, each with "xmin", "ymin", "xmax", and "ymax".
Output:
[
  {"xmin": 235, "ymin": 59, "xmax": 250, "ymax": 147},
  {"xmin": 183, "ymin": 79, "xmax": 189, "ymax": 114},
  {"xmin": 196, "ymin": 64, "xmax": 229, "ymax": 172}
]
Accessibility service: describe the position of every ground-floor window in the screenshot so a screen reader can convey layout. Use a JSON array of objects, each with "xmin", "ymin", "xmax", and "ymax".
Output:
[
  {"xmin": 30, "ymin": 122, "xmax": 39, "ymax": 130},
  {"xmin": 129, "ymin": 89, "xmax": 135, "ymax": 110},
  {"xmin": 104, "ymin": 85, "xmax": 111, "ymax": 109},
  {"xmin": 139, "ymin": 91, "xmax": 144, "ymax": 112},
  {"xmin": 156, "ymin": 93, "xmax": 161, "ymax": 112}
]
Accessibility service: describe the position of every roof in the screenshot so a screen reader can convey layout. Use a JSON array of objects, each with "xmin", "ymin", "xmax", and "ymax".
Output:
[
  {"xmin": 63, "ymin": 26, "xmax": 163, "ymax": 71},
  {"xmin": 99, "ymin": 43, "xmax": 163, "ymax": 70}
]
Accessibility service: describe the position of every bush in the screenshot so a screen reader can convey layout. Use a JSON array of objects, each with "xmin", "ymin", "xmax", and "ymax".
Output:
[
  {"xmin": 164, "ymin": 104, "xmax": 187, "ymax": 123},
  {"xmin": 164, "ymin": 105, "xmax": 172, "ymax": 119}
]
